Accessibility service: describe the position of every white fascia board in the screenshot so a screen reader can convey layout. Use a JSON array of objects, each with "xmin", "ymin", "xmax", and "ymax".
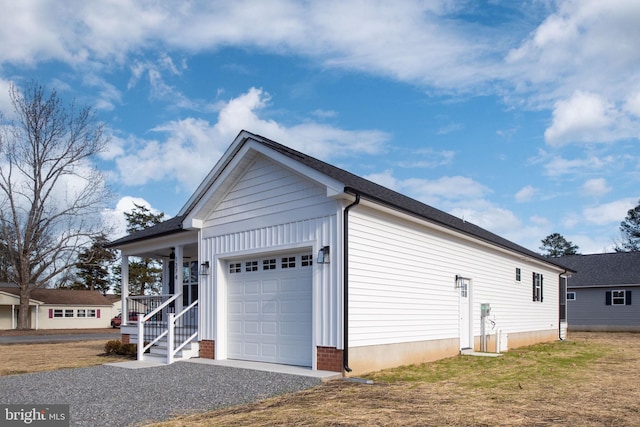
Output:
[
  {"xmin": 183, "ymin": 137, "xmax": 345, "ymax": 226},
  {"xmin": 355, "ymin": 197, "xmax": 567, "ymax": 274}
]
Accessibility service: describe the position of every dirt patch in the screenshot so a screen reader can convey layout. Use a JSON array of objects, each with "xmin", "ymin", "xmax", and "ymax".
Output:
[{"xmin": 149, "ymin": 332, "xmax": 640, "ymax": 427}]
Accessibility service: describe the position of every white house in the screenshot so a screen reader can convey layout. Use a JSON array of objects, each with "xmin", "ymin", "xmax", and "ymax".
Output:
[
  {"xmin": 0, "ymin": 287, "xmax": 114, "ymax": 329},
  {"xmin": 108, "ymin": 130, "xmax": 573, "ymax": 375}
]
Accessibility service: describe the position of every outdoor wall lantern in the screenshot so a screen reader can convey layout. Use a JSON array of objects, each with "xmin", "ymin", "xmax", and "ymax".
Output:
[
  {"xmin": 317, "ymin": 246, "xmax": 330, "ymax": 264},
  {"xmin": 199, "ymin": 261, "xmax": 210, "ymax": 275}
]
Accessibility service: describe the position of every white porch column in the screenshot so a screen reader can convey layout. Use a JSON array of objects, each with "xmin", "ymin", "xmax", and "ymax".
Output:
[
  {"xmin": 121, "ymin": 254, "xmax": 129, "ymax": 326},
  {"xmin": 175, "ymin": 246, "xmax": 184, "ymax": 314},
  {"xmin": 35, "ymin": 305, "xmax": 38, "ymax": 330},
  {"xmin": 11, "ymin": 305, "xmax": 15, "ymax": 329}
]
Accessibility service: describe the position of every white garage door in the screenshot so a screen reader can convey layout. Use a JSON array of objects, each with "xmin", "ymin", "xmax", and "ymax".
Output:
[{"xmin": 227, "ymin": 252, "xmax": 313, "ymax": 366}]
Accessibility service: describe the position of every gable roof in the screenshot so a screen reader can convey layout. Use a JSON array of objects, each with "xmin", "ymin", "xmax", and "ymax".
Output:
[
  {"xmin": 558, "ymin": 252, "xmax": 640, "ymax": 287},
  {"xmin": 0, "ymin": 288, "xmax": 113, "ymax": 306},
  {"xmin": 108, "ymin": 130, "xmax": 571, "ymax": 272}
]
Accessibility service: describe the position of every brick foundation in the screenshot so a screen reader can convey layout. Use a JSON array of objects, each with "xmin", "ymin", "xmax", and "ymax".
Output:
[
  {"xmin": 121, "ymin": 334, "xmax": 130, "ymax": 345},
  {"xmin": 317, "ymin": 346, "xmax": 343, "ymax": 372},
  {"xmin": 200, "ymin": 340, "xmax": 215, "ymax": 359}
]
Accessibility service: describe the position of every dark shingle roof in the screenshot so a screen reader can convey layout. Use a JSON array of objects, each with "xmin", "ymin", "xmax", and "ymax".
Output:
[
  {"xmin": 106, "ymin": 215, "xmax": 185, "ymax": 247},
  {"xmin": 107, "ymin": 130, "xmax": 572, "ymax": 271},
  {"xmin": 0, "ymin": 288, "xmax": 113, "ymax": 305},
  {"xmin": 557, "ymin": 252, "xmax": 640, "ymax": 287}
]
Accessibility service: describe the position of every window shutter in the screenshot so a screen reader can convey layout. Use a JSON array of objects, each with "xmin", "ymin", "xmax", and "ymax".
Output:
[
  {"xmin": 97, "ymin": 309, "xmax": 101, "ymax": 318},
  {"xmin": 532, "ymin": 272, "xmax": 536, "ymax": 301},
  {"xmin": 605, "ymin": 291, "xmax": 612, "ymax": 305},
  {"xmin": 49, "ymin": 309, "xmax": 53, "ymax": 318},
  {"xmin": 540, "ymin": 275, "xmax": 544, "ymax": 302},
  {"xmin": 626, "ymin": 291, "xmax": 632, "ymax": 306}
]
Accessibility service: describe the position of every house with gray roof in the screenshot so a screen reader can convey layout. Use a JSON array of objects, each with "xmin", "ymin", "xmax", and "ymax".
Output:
[
  {"xmin": 558, "ymin": 252, "xmax": 640, "ymax": 331},
  {"xmin": 108, "ymin": 130, "xmax": 573, "ymax": 375}
]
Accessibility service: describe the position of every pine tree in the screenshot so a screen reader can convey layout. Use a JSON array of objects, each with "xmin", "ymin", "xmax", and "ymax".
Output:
[
  {"xmin": 122, "ymin": 203, "xmax": 165, "ymax": 295},
  {"xmin": 71, "ymin": 234, "xmax": 116, "ymax": 294},
  {"xmin": 616, "ymin": 199, "xmax": 640, "ymax": 252},
  {"xmin": 540, "ymin": 233, "xmax": 580, "ymax": 257}
]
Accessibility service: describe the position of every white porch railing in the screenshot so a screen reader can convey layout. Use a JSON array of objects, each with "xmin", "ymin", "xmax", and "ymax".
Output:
[
  {"xmin": 167, "ymin": 299, "xmax": 199, "ymax": 364},
  {"xmin": 128, "ymin": 294, "xmax": 199, "ymax": 363}
]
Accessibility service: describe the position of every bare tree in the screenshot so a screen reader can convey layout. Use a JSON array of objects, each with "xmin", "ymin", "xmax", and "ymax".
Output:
[{"xmin": 0, "ymin": 81, "xmax": 111, "ymax": 329}]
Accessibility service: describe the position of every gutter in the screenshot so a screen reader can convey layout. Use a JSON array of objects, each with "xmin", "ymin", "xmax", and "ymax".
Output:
[{"xmin": 342, "ymin": 191, "xmax": 360, "ymax": 373}]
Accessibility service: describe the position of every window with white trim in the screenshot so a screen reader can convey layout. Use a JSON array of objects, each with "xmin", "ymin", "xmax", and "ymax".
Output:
[
  {"xmin": 53, "ymin": 309, "xmax": 64, "ymax": 318},
  {"xmin": 515, "ymin": 268, "xmax": 521, "ymax": 282},
  {"xmin": 245, "ymin": 261, "xmax": 258, "ymax": 272},
  {"xmin": 567, "ymin": 292, "xmax": 576, "ymax": 301},
  {"xmin": 301, "ymin": 254, "xmax": 313, "ymax": 267},
  {"xmin": 86, "ymin": 309, "xmax": 97, "ymax": 317},
  {"xmin": 229, "ymin": 262, "xmax": 241, "ymax": 274},
  {"xmin": 606, "ymin": 290, "xmax": 632, "ymax": 306}
]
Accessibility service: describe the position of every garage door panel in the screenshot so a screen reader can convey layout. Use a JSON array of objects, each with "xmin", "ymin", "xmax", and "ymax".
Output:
[{"xmin": 227, "ymin": 253, "xmax": 312, "ymax": 366}]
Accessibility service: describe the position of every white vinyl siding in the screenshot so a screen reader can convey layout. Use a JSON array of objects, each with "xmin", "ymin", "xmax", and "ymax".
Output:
[
  {"xmin": 198, "ymin": 159, "xmax": 342, "ymax": 352},
  {"xmin": 204, "ymin": 156, "xmax": 335, "ymax": 228},
  {"xmin": 348, "ymin": 206, "xmax": 560, "ymax": 348}
]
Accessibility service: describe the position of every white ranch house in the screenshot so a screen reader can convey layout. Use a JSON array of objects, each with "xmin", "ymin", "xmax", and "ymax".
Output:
[{"xmin": 108, "ymin": 130, "xmax": 573, "ymax": 375}]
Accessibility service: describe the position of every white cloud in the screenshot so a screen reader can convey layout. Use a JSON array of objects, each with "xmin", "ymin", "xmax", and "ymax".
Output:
[
  {"xmin": 515, "ymin": 185, "xmax": 538, "ymax": 203},
  {"xmin": 543, "ymin": 154, "xmax": 617, "ymax": 177},
  {"xmin": 102, "ymin": 196, "xmax": 165, "ymax": 239},
  {"xmin": 113, "ymin": 87, "xmax": 388, "ymax": 191},
  {"xmin": 582, "ymin": 198, "xmax": 637, "ymax": 226},
  {"xmin": 581, "ymin": 178, "xmax": 611, "ymax": 198}
]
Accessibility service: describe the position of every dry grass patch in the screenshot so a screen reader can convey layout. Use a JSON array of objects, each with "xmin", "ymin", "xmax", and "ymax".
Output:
[
  {"xmin": 0, "ymin": 340, "xmax": 124, "ymax": 376},
  {"xmin": 148, "ymin": 332, "xmax": 640, "ymax": 427}
]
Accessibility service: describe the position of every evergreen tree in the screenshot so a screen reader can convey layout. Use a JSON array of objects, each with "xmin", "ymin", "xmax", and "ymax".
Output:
[
  {"xmin": 540, "ymin": 233, "xmax": 580, "ymax": 257},
  {"xmin": 71, "ymin": 234, "xmax": 116, "ymax": 294},
  {"xmin": 123, "ymin": 203, "xmax": 165, "ymax": 295},
  {"xmin": 616, "ymin": 199, "xmax": 640, "ymax": 252}
]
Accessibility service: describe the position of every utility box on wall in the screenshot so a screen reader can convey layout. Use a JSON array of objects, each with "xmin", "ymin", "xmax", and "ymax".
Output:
[{"xmin": 481, "ymin": 303, "xmax": 491, "ymax": 317}]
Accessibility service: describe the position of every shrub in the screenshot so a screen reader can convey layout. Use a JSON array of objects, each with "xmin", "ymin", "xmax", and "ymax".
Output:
[
  {"xmin": 119, "ymin": 343, "xmax": 137, "ymax": 356},
  {"xmin": 104, "ymin": 340, "xmax": 122, "ymax": 355}
]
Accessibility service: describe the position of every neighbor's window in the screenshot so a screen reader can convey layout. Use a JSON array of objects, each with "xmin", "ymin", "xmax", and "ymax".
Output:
[
  {"xmin": 53, "ymin": 309, "xmax": 64, "ymax": 318},
  {"xmin": 532, "ymin": 272, "xmax": 543, "ymax": 302},
  {"xmin": 612, "ymin": 290, "xmax": 625, "ymax": 305},
  {"xmin": 566, "ymin": 292, "xmax": 576, "ymax": 301},
  {"xmin": 515, "ymin": 268, "xmax": 521, "ymax": 282},
  {"xmin": 64, "ymin": 309, "xmax": 74, "ymax": 317},
  {"xmin": 86, "ymin": 309, "xmax": 96, "ymax": 318}
]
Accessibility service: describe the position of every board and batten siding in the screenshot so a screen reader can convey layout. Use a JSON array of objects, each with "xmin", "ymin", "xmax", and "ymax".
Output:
[
  {"xmin": 198, "ymin": 156, "xmax": 342, "ymax": 350},
  {"xmin": 568, "ymin": 286, "xmax": 640, "ymax": 330},
  {"xmin": 348, "ymin": 206, "xmax": 560, "ymax": 348}
]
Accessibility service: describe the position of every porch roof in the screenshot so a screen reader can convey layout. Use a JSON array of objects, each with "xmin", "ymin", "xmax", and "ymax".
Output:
[{"xmin": 107, "ymin": 130, "xmax": 573, "ymax": 273}]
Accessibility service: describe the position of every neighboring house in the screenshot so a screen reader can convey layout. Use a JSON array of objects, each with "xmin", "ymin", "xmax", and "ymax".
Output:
[
  {"xmin": 0, "ymin": 287, "xmax": 113, "ymax": 329},
  {"xmin": 558, "ymin": 252, "xmax": 640, "ymax": 332},
  {"xmin": 108, "ymin": 130, "xmax": 573, "ymax": 375}
]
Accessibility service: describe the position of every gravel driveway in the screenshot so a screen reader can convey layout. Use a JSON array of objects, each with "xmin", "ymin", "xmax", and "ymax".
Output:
[{"xmin": 0, "ymin": 361, "xmax": 323, "ymax": 426}]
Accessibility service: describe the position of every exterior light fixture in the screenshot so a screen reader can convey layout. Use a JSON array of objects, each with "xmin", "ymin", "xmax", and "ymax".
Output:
[
  {"xmin": 199, "ymin": 261, "xmax": 210, "ymax": 275},
  {"xmin": 317, "ymin": 246, "xmax": 330, "ymax": 264}
]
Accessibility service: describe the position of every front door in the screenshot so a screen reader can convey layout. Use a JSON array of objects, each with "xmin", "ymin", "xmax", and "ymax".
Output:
[{"xmin": 459, "ymin": 278, "xmax": 471, "ymax": 349}]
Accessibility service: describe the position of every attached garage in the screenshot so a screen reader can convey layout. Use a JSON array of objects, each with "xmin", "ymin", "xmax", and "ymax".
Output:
[{"xmin": 226, "ymin": 252, "xmax": 313, "ymax": 367}]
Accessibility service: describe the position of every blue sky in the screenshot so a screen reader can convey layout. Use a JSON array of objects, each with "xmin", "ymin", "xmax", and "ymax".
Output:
[{"xmin": 1, "ymin": 0, "xmax": 639, "ymax": 254}]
